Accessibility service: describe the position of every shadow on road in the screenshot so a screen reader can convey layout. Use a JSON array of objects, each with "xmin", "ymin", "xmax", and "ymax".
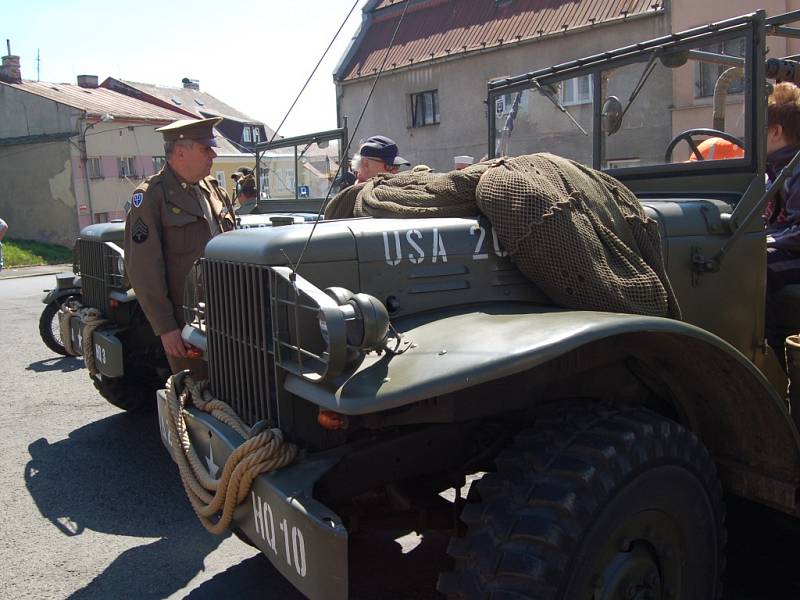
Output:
[
  {"xmin": 724, "ymin": 497, "xmax": 800, "ymax": 599},
  {"xmin": 24, "ymin": 411, "xmax": 225, "ymax": 599},
  {"xmin": 185, "ymin": 526, "xmax": 450, "ymax": 600},
  {"xmin": 26, "ymin": 356, "xmax": 84, "ymax": 373}
]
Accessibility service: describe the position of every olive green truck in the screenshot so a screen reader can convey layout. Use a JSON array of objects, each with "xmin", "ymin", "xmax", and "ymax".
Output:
[{"xmin": 157, "ymin": 10, "xmax": 800, "ymax": 599}]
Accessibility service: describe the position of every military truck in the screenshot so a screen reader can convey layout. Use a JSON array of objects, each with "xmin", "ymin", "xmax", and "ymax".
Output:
[
  {"xmin": 156, "ymin": 10, "xmax": 800, "ymax": 599},
  {"xmin": 39, "ymin": 221, "xmax": 170, "ymax": 411},
  {"xmin": 41, "ymin": 128, "xmax": 347, "ymax": 412}
]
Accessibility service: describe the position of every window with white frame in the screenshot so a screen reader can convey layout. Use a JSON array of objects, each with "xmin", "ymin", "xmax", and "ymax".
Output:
[
  {"xmin": 252, "ymin": 127, "xmax": 261, "ymax": 143},
  {"xmin": 151, "ymin": 156, "xmax": 166, "ymax": 172},
  {"xmin": 243, "ymin": 126, "xmax": 252, "ymax": 143},
  {"xmin": 118, "ymin": 157, "xmax": 137, "ymax": 178},
  {"xmin": 215, "ymin": 170, "xmax": 226, "ymax": 190},
  {"xmin": 86, "ymin": 157, "xmax": 103, "ymax": 179},
  {"xmin": 560, "ymin": 75, "xmax": 593, "ymax": 106},
  {"xmin": 697, "ymin": 38, "xmax": 745, "ymax": 98},
  {"xmin": 411, "ymin": 90, "xmax": 440, "ymax": 127}
]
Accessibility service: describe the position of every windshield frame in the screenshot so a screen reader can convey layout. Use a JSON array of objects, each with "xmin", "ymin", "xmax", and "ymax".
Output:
[{"xmin": 486, "ymin": 12, "xmax": 765, "ymax": 187}]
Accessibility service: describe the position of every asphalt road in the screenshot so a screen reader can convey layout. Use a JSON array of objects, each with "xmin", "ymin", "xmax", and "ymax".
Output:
[{"xmin": 2, "ymin": 273, "xmax": 800, "ymax": 599}]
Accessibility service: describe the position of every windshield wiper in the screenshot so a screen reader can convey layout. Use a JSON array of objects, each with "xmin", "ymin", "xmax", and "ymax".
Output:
[{"xmin": 532, "ymin": 80, "xmax": 589, "ymax": 136}]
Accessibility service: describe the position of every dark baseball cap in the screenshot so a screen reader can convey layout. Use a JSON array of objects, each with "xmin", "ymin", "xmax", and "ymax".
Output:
[{"xmin": 359, "ymin": 135, "xmax": 410, "ymax": 166}]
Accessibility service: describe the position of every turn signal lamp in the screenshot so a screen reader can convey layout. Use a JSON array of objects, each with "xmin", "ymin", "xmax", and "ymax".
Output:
[
  {"xmin": 318, "ymin": 409, "xmax": 348, "ymax": 430},
  {"xmin": 109, "ymin": 298, "xmax": 120, "ymax": 309}
]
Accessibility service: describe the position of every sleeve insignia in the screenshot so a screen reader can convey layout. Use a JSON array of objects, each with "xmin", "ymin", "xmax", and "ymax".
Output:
[
  {"xmin": 171, "ymin": 206, "xmax": 182, "ymax": 214},
  {"xmin": 132, "ymin": 217, "xmax": 149, "ymax": 244},
  {"xmin": 132, "ymin": 192, "xmax": 144, "ymax": 208}
]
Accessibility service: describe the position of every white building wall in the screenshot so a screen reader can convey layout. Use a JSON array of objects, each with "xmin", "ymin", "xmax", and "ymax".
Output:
[{"xmin": 337, "ymin": 14, "xmax": 670, "ymax": 172}]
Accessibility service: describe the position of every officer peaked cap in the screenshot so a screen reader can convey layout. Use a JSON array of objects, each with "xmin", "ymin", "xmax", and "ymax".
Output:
[{"xmin": 156, "ymin": 116, "xmax": 223, "ymax": 146}]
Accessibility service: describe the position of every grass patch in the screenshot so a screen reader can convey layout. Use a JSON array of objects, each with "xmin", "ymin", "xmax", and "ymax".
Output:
[{"xmin": 3, "ymin": 238, "xmax": 72, "ymax": 268}]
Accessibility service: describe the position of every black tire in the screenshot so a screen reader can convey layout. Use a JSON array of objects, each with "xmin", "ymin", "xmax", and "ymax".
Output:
[
  {"xmin": 92, "ymin": 368, "xmax": 163, "ymax": 412},
  {"xmin": 38, "ymin": 300, "xmax": 70, "ymax": 356},
  {"xmin": 438, "ymin": 407, "xmax": 725, "ymax": 600}
]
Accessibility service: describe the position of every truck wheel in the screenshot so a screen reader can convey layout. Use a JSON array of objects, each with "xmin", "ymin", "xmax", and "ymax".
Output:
[
  {"xmin": 438, "ymin": 407, "xmax": 725, "ymax": 600},
  {"xmin": 38, "ymin": 300, "xmax": 72, "ymax": 356},
  {"xmin": 92, "ymin": 368, "xmax": 162, "ymax": 412}
]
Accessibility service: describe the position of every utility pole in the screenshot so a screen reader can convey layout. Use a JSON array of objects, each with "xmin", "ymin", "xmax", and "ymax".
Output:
[{"xmin": 36, "ymin": 49, "xmax": 40, "ymax": 81}]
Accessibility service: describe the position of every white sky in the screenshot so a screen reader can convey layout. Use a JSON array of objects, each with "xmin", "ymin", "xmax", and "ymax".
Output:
[{"xmin": 1, "ymin": 0, "xmax": 365, "ymax": 136}]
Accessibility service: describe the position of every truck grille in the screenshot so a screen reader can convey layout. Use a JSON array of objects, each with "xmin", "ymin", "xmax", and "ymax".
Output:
[
  {"xmin": 204, "ymin": 259, "xmax": 276, "ymax": 427},
  {"xmin": 76, "ymin": 239, "xmax": 108, "ymax": 313}
]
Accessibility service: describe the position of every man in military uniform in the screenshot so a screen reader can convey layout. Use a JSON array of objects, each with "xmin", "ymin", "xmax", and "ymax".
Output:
[
  {"xmin": 231, "ymin": 168, "xmax": 259, "ymax": 214},
  {"xmin": 124, "ymin": 117, "xmax": 235, "ymax": 377}
]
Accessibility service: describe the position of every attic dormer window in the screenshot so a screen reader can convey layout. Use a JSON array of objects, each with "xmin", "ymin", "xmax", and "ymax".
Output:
[
  {"xmin": 171, "ymin": 97, "xmax": 182, "ymax": 105},
  {"xmin": 194, "ymin": 98, "xmax": 204, "ymax": 106},
  {"xmin": 243, "ymin": 127, "xmax": 252, "ymax": 143}
]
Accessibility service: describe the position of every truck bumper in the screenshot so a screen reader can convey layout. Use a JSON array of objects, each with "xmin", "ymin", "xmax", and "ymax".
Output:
[
  {"xmin": 155, "ymin": 388, "xmax": 349, "ymax": 600},
  {"xmin": 68, "ymin": 317, "xmax": 125, "ymax": 378}
]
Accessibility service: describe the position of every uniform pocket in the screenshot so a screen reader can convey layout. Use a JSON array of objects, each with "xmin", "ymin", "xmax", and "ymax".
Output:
[{"xmin": 162, "ymin": 207, "xmax": 200, "ymax": 255}]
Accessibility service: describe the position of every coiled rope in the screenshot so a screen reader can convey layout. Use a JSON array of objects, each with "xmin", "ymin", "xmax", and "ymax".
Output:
[
  {"xmin": 163, "ymin": 374, "xmax": 298, "ymax": 534},
  {"xmin": 58, "ymin": 302, "xmax": 110, "ymax": 376}
]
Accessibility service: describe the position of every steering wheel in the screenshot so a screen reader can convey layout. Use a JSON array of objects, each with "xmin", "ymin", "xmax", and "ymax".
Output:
[{"xmin": 664, "ymin": 128, "xmax": 745, "ymax": 163}]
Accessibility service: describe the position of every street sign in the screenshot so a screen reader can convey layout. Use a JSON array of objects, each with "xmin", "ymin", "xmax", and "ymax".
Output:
[{"xmin": 298, "ymin": 185, "xmax": 310, "ymax": 199}]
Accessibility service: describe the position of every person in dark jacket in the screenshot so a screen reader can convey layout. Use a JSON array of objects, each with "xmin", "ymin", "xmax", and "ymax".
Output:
[{"xmin": 764, "ymin": 82, "xmax": 800, "ymax": 292}]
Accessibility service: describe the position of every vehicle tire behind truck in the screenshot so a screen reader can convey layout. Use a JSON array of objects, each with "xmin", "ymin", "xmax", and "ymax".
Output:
[
  {"xmin": 438, "ymin": 407, "xmax": 725, "ymax": 600},
  {"xmin": 93, "ymin": 367, "xmax": 163, "ymax": 412},
  {"xmin": 38, "ymin": 298, "xmax": 77, "ymax": 356}
]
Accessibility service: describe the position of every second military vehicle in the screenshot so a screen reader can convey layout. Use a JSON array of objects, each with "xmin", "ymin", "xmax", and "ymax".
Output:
[
  {"xmin": 158, "ymin": 10, "xmax": 800, "ymax": 599},
  {"xmin": 42, "ymin": 128, "xmax": 347, "ymax": 411}
]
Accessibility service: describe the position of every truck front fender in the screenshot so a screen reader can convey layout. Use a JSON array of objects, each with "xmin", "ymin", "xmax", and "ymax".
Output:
[
  {"xmin": 286, "ymin": 303, "xmax": 800, "ymax": 513},
  {"xmin": 41, "ymin": 272, "xmax": 81, "ymax": 305}
]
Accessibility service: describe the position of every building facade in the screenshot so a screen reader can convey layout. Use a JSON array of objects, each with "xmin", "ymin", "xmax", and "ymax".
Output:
[
  {"xmin": 0, "ymin": 64, "xmax": 187, "ymax": 246},
  {"xmin": 334, "ymin": 0, "xmax": 670, "ymax": 172}
]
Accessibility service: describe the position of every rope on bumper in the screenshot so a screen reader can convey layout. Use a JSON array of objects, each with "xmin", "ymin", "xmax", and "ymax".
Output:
[
  {"xmin": 58, "ymin": 302, "xmax": 109, "ymax": 376},
  {"xmin": 164, "ymin": 374, "xmax": 298, "ymax": 535}
]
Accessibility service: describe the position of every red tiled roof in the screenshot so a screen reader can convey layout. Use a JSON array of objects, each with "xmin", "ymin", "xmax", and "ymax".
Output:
[
  {"xmin": 339, "ymin": 0, "xmax": 663, "ymax": 81},
  {"xmin": 1, "ymin": 80, "xmax": 187, "ymax": 122}
]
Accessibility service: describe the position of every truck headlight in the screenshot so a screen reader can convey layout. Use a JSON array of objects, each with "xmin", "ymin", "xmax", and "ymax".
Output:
[{"xmin": 116, "ymin": 256, "xmax": 125, "ymax": 277}]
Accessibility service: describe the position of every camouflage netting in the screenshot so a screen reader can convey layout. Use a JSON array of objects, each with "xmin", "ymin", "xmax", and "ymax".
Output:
[{"xmin": 324, "ymin": 153, "xmax": 680, "ymax": 319}]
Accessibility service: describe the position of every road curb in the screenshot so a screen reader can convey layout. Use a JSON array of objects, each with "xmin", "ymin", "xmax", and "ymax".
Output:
[{"xmin": 0, "ymin": 264, "xmax": 72, "ymax": 281}]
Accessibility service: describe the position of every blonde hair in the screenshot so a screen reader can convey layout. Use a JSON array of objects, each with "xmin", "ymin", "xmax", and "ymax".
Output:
[{"xmin": 768, "ymin": 82, "xmax": 800, "ymax": 146}]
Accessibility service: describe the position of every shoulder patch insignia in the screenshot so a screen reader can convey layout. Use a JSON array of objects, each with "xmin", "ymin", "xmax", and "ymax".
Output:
[
  {"xmin": 132, "ymin": 192, "xmax": 144, "ymax": 208},
  {"xmin": 132, "ymin": 217, "xmax": 149, "ymax": 244}
]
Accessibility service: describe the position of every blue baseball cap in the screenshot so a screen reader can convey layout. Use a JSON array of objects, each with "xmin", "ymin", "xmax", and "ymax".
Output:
[{"xmin": 359, "ymin": 135, "xmax": 410, "ymax": 166}]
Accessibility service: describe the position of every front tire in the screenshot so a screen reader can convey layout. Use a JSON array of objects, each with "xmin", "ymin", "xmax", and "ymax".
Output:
[
  {"xmin": 92, "ymin": 367, "xmax": 163, "ymax": 412},
  {"xmin": 38, "ymin": 300, "xmax": 72, "ymax": 356},
  {"xmin": 439, "ymin": 407, "xmax": 725, "ymax": 600}
]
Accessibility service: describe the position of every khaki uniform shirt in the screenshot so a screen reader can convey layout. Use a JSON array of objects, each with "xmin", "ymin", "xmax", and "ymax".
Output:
[{"xmin": 123, "ymin": 164, "xmax": 234, "ymax": 336}]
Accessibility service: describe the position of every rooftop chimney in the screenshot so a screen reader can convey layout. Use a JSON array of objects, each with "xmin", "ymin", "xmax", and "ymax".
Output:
[
  {"xmin": 182, "ymin": 77, "xmax": 200, "ymax": 90},
  {"xmin": 0, "ymin": 54, "xmax": 21, "ymax": 84},
  {"xmin": 77, "ymin": 74, "xmax": 98, "ymax": 89}
]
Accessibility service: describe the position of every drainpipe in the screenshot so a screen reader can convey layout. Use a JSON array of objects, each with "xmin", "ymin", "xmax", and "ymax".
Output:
[{"xmin": 78, "ymin": 115, "xmax": 95, "ymax": 223}]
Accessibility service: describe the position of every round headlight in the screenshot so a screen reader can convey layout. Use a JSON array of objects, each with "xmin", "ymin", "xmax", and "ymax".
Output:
[{"xmin": 116, "ymin": 256, "xmax": 125, "ymax": 276}]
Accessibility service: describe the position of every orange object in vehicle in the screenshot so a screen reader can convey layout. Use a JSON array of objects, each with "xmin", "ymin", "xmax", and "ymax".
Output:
[
  {"xmin": 688, "ymin": 137, "xmax": 745, "ymax": 161},
  {"xmin": 318, "ymin": 410, "xmax": 348, "ymax": 430},
  {"xmin": 186, "ymin": 347, "xmax": 203, "ymax": 359}
]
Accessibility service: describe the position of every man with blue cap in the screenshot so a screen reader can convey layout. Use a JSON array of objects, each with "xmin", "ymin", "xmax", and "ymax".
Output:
[
  {"xmin": 352, "ymin": 135, "xmax": 411, "ymax": 183},
  {"xmin": 123, "ymin": 116, "xmax": 235, "ymax": 377}
]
